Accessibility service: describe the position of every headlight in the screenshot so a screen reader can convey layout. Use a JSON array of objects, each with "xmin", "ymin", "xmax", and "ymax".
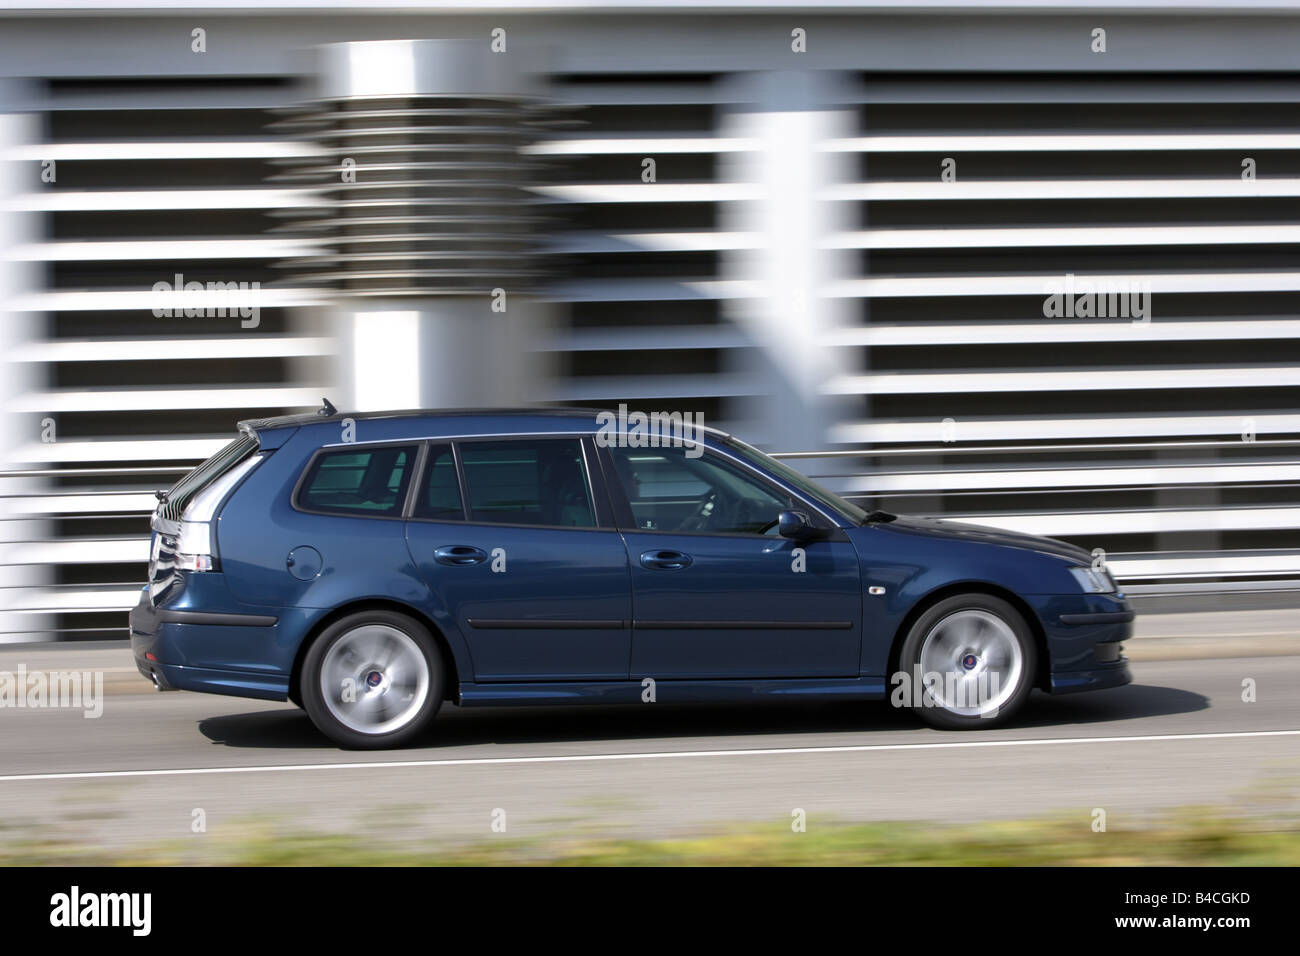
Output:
[{"xmin": 1068, "ymin": 566, "xmax": 1117, "ymax": 593}]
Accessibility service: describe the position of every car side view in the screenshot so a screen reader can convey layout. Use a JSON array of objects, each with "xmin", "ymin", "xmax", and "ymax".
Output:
[{"xmin": 129, "ymin": 405, "xmax": 1133, "ymax": 748}]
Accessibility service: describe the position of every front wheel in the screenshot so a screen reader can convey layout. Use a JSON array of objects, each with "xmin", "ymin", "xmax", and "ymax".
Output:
[
  {"xmin": 895, "ymin": 594, "xmax": 1036, "ymax": 730},
  {"xmin": 300, "ymin": 611, "xmax": 444, "ymax": 749}
]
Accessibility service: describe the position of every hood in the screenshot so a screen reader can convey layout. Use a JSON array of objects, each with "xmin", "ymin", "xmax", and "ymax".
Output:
[{"xmin": 876, "ymin": 514, "xmax": 1093, "ymax": 564}]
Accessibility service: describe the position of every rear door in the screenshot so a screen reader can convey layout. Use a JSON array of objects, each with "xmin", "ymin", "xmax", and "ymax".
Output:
[{"xmin": 404, "ymin": 437, "xmax": 633, "ymax": 682}]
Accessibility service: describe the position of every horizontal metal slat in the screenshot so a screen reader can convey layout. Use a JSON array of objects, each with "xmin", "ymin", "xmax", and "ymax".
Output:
[
  {"xmin": 825, "ymin": 319, "xmax": 1300, "ymax": 347},
  {"xmin": 828, "ymin": 132, "xmax": 1300, "ymax": 152},
  {"xmin": 826, "ymin": 225, "xmax": 1300, "ymax": 250},
  {"xmin": 827, "ymin": 366, "xmax": 1300, "ymax": 396},
  {"xmin": 14, "ymin": 239, "xmax": 320, "ymax": 261},
  {"xmin": 13, "ymin": 141, "xmax": 315, "ymax": 160},
  {"xmin": 838, "ymin": 461, "xmax": 1300, "ymax": 494},
  {"xmin": 10, "ymin": 188, "xmax": 317, "ymax": 212},
  {"xmin": 829, "ymin": 413, "xmax": 1300, "ymax": 444},
  {"xmin": 945, "ymin": 506, "xmax": 1300, "ymax": 538},
  {"xmin": 10, "ymin": 387, "xmax": 322, "ymax": 413},
  {"xmin": 9, "ymin": 439, "xmax": 227, "ymax": 464},
  {"xmin": 11, "ymin": 336, "xmax": 332, "ymax": 363},
  {"xmin": 826, "ymin": 272, "xmax": 1300, "ymax": 298},
  {"xmin": 828, "ymin": 179, "xmax": 1300, "ymax": 201}
]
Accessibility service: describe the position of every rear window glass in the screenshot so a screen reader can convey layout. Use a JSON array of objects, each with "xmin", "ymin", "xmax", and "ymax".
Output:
[
  {"xmin": 298, "ymin": 445, "xmax": 417, "ymax": 516},
  {"xmin": 459, "ymin": 438, "xmax": 595, "ymax": 527},
  {"xmin": 160, "ymin": 432, "xmax": 258, "ymax": 522}
]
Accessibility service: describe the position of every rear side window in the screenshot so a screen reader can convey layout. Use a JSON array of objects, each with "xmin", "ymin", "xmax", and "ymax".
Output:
[
  {"xmin": 459, "ymin": 438, "xmax": 595, "ymax": 527},
  {"xmin": 413, "ymin": 443, "xmax": 464, "ymax": 520},
  {"xmin": 297, "ymin": 445, "xmax": 417, "ymax": 517}
]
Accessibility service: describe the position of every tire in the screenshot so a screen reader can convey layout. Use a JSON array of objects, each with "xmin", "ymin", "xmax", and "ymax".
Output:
[
  {"xmin": 895, "ymin": 594, "xmax": 1036, "ymax": 730},
  {"xmin": 300, "ymin": 610, "xmax": 444, "ymax": 749}
]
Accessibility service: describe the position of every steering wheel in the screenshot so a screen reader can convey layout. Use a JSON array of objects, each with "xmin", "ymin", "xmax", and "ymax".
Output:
[{"xmin": 679, "ymin": 491, "xmax": 721, "ymax": 532}]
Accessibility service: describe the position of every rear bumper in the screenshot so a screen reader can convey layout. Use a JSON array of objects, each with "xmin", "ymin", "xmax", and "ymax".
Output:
[{"xmin": 128, "ymin": 588, "xmax": 291, "ymax": 701}]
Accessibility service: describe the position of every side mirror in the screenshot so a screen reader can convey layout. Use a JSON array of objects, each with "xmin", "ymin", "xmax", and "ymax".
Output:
[{"xmin": 778, "ymin": 510, "xmax": 821, "ymax": 540}]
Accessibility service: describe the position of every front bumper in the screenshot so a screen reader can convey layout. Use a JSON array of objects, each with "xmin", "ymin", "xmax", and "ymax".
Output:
[
  {"xmin": 1048, "ymin": 657, "xmax": 1132, "ymax": 694},
  {"xmin": 128, "ymin": 588, "xmax": 291, "ymax": 701},
  {"xmin": 1039, "ymin": 593, "xmax": 1135, "ymax": 695}
]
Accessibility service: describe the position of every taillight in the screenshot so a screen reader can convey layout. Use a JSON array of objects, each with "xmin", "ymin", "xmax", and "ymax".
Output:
[
  {"xmin": 174, "ymin": 453, "xmax": 263, "ymax": 572},
  {"xmin": 175, "ymin": 550, "xmax": 217, "ymax": 573}
]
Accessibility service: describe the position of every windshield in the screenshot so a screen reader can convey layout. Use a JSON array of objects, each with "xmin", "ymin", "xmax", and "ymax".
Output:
[{"xmin": 722, "ymin": 436, "xmax": 869, "ymax": 525}]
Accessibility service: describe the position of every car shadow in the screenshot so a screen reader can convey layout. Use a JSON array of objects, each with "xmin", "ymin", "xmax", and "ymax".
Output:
[{"xmin": 197, "ymin": 680, "xmax": 1209, "ymax": 751}]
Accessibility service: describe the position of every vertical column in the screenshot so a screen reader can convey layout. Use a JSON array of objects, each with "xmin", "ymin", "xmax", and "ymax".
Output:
[
  {"xmin": 284, "ymin": 39, "xmax": 548, "ymax": 412},
  {"xmin": 719, "ymin": 70, "xmax": 858, "ymax": 451},
  {"xmin": 327, "ymin": 296, "xmax": 545, "ymax": 412},
  {"xmin": 0, "ymin": 81, "xmax": 49, "ymax": 642}
]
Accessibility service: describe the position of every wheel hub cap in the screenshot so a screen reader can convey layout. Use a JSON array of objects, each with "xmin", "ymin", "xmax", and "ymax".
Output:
[
  {"xmin": 918, "ymin": 609, "xmax": 1023, "ymax": 718},
  {"xmin": 319, "ymin": 624, "xmax": 430, "ymax": 735}
]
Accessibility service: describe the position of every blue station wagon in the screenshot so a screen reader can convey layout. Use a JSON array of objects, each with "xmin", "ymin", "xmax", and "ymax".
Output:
[{"xmin": 129, "ymin": 405, "xmax": 1133, "ymax": 748}]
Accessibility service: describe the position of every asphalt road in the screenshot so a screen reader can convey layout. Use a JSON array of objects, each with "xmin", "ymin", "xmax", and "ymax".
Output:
[{"xmin": 1, "ymin": 654, "xmax": 1298, "ymax": 855}]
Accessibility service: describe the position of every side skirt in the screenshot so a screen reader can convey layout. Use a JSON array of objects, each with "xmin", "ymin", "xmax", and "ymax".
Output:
[{"xmin": 456, "ymin": 676, "xmax": 887, "ymax": 707}]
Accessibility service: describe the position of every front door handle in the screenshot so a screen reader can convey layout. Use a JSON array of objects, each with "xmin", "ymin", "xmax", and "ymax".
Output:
[
  {"xmin": 640, "ymin": 549, "xmax": 693, "ymax": 570},
  {"xmin": 434, "ymin": 545, "xmax": 488, "ymax": 566}
]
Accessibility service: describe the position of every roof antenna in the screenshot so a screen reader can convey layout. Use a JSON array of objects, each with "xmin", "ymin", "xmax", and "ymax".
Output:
[{"xmin": 319, "ymin": 397, "xmax": 337, "ymax": 417}]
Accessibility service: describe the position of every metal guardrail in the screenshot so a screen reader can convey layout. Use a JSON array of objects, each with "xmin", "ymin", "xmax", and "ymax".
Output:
[{"xmin": 769, "ymin": 438, "xmax": 1300, "ymax": 459}]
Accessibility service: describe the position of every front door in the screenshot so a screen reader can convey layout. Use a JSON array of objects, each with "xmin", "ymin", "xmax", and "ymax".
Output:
[{"xmin": 601, "ymin": 444, "xmax": 863, "ymax": 679}]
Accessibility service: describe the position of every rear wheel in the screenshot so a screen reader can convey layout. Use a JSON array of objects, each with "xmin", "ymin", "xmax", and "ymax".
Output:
[
  {"xmin": 896, "ymin": 594, "xmax": 1036, "ymax": 730},
  {"xmin": 300, "ymin": 610, "xmax": 443, "ymax": 748}
]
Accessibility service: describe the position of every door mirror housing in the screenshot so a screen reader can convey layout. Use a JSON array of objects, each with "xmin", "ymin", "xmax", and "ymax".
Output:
[{"xmin": 778, "ymin": 509, "xmax": 822, "ymax": 540}]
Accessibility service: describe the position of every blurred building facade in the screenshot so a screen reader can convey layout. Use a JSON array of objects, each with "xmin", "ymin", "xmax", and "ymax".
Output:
[{"xmin": 2, "ymin": 1, "xmax": 1300, "ymax": 640}]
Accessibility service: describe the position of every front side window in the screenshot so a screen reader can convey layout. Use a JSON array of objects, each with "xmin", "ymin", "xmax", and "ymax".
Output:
[
  {"xmin": 607, "ymin": 445, "xmax": 792, "ymax": 535},
  {"xmin": 298, "ymin": 445, "xmax": 417, "ymax": 516},
  {"xmin": 459, "ymin": 438, "xmax": 595, "ymax": 528}
]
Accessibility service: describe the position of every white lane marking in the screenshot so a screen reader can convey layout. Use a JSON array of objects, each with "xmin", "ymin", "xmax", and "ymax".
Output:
[{"xmin": 1, "ymin": 728, "xmax": 1298, "ymax": 783}]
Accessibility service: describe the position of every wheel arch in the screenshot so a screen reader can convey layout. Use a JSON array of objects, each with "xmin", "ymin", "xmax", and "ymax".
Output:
[
  {"xmin": 289, "ymin": 599, "xmax": 462, "ymax": 707},
  {"xmin": 887, "ymin": 581, "xmax": 1051, "ymax": 691}
]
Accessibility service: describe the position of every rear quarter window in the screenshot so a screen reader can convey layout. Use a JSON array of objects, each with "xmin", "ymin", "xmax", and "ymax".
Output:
[{"xmin": 296, "ymin": 445, "xmax": 417, "ymax": 517}]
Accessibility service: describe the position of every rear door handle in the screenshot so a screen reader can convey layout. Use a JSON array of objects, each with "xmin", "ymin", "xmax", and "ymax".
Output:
[
  {"xmin": 640, "ymin": 549, "xmax": 693, "ymax": 570},
  {"xmin": 434, "ymin": 545, "xmax": 488, "ymax": 566}
]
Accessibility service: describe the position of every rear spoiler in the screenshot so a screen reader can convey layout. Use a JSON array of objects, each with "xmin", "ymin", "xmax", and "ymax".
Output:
[{"xmin": 238, "ymin": 398, "xmax": 339, "ymax": 450}]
